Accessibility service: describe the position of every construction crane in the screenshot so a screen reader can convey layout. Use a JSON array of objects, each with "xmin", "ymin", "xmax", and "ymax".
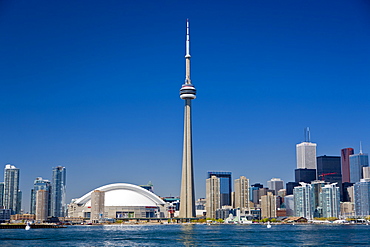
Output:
[{"xmin": 318, "ymin": 172, "xmax": 337, "ymax": 181}]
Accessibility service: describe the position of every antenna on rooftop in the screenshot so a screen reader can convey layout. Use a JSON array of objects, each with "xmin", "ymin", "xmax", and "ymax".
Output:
[
  {"xmin": 360, "ymin": 141, "xmax": 363, "ymax": 154},
  {"xmin": 304, "ymin": 127, "xmax": 311, "ymax": 142}
]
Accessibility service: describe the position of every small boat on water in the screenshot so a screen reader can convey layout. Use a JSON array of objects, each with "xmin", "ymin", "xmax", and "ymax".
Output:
[
  {"xmin": 267, "ymin": 221, "xmax": 271, "ymax": 229},
  {"xmin": 25, "ymin": 222, "xmax": 31, "ymax": 231}
]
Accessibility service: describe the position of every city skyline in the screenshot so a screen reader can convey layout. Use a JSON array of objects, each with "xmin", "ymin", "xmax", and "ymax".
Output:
[{"xmin": 1, "ymin": 0, "xmax": 370, "ymax": 211}]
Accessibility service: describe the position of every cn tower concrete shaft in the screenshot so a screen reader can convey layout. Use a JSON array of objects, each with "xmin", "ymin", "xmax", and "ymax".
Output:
[{"xmin": 179, "ymin": 19, "xmax": 196, "ymax": 218}]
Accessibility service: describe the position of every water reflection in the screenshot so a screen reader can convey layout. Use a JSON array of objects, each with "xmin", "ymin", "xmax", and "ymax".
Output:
[{"xmin": 179, "ymin": 224, "xmax": 196, "ymax": 246}]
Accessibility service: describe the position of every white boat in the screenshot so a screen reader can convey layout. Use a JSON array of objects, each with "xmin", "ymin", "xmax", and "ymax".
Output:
[
  {"xmin": 267, "ymin": 221, "xmax": 271, "ymax": 229},
  {"xmin": 25, "ymin": 222, "xmax": 31, "ymax": 230}
]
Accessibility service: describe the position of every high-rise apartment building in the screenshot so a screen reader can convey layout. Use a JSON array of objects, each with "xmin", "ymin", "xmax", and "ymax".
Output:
[
  {"xmin": 30, "ymin": 177, "xmax": 51, "ymax": 215},
  {"xmin": 35, "ymin": 190, "xmax": 48, "ymax": 222},
  {"xmin": 320, "ymin": 183, "xmax": 340, "ymax": 218},
  {"xmin": 260, "ymin": 192, "xmax": 276, "ymax": 218},
  {"xmin": 51, "ymin": 166, "xmax": 66, "ymax": 217},
  {"xmin": 234, "ymin": 176, "xmax": 249, "ymax": 209},
  {"xmin": 296, "ymin": 142, "xmax": 317, "ymax": 169},
  {"xmin": 206, "ymin": 175, "xmax": 220, "ymax": 219},
  {"xmin": 341, "ymin": 148, "xmax": 354, "ymax": 183},
  {"xmin": 0, "ymin": 182, "xmax": 4, "ymax": 208},
  {"xmin": 207, "ymin": 171, "xmax": 232, "ymax": 206},
  {"xmin": 91, "ymin": 190, "xmax": 105, "ymax": 223},
  {"xmin": 316, "ymin": 156, "xmax": 342, "ymax": 184},
  {"xmin": 3, "ymin": 164, "xmax": 21, "ymax": 214},
  {"xmin": 354, "ymin": 178, "xmax": 370, "ymax": 217},
  {"xmin": 293, "ymin": 182, "xmax": 314, "ymax": 219},
  {"xmin": 349, "ymin": 153, "xmax": 369, "ymax": 183},
  {"xmin": 267, "ymin": 178, "xmax": 284, "ymax": 195}
]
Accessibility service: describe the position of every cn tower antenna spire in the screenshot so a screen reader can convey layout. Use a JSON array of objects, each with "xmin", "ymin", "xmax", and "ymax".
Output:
[{"xmin": 185, "ymin": 19, "xmax": 191, "ymax": 85}]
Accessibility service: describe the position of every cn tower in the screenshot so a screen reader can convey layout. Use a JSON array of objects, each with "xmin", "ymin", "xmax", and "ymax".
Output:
[{"xmin": 179, "ymin": 19, "xmax": 196, "ymax": 219}]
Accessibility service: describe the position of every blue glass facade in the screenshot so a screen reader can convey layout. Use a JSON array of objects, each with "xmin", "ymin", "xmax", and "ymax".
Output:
[
  {"xmin": 51, "ymin": 166, "xmax": 66, "ymax": 217},
  {"xmin": 350, "ymin": 153, "xmax": 369, "ymax": 183},
  {"xmin": 207, "ymin": 171, "xmax": 232, "ymax": 206},
  {"xmin": 354, "ymin": 179, "xmax": 370, "ymax": 217}
]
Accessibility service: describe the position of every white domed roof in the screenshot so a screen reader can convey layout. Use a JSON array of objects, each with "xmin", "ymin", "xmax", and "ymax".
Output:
[{"xmin": 74, "ymin": 183, "xmax": 165, "ymax": 207}]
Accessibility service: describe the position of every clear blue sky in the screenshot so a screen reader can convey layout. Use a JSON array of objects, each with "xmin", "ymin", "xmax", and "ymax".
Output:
[{"xmin": 1, "ymin": 0, "xmax": 369, "ymax": 212}]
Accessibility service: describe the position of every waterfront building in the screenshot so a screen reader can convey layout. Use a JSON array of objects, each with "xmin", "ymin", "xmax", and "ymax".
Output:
[
  {"xmin": 207, "ymin": 171, "xmax": 232, "ymax": 206},
  {"xmin": 293, "ymin": 182, "xmax": 314, "ymax": 219},
  {"xmin": 91, "ymin": 190, "xmax": 105, "ymax": 223},
  {"xmin": 354, "ymin": 178, "xmax": 370, "ymax": 217},
  {"xmin": 284, "ymin": 195, "xmax": 294, "ymax": 216},
  {"xmin": 316, "ymin": 156, "xmax": 342, "ymax": 184},
  {"xmin": 296, "ymin": 129, "xmax": 317, "ymax": 169},
  {"xmin": 320, "ymin": 183, "xmax": 340, "ymax": 218},
  {"xmin": 0, "ymin": 209, "xmax": 11, "ymax": 222},
  {"xmin": 51, "ymin": 166, "xmax": 66, "ymax": 217},
  {"xmin": 68, "ymin": 183, "xmax": 166, "ymax": 219},
  {"xmin": 267, "ymin": 178, "xmax": 284, "ymax": 195},
  {"xmin": 234, "ymin": 176, "xmax": 250, "ymax": 209},
  {"xmin": 0, "ymin": 182, "xmax": 4, "ymax": 208},
  {"xmin": 261, "ymin": 192, "xmax": 276, "ymax": 218},
  {"xmin": 340, "ymin": 202, "xmax": 355, "ymax": 217},
  {"xmin": 179, "ymin": 19, "xmax": 197, "ymax": 219},
  {"xmin": 206, "ymin": 175, "xmax": 220, "ymax": 219},
  {"xmin": 341, "ymin": 148, "xmax": 354, "ymax": 183},
  {"xmin": 295, "ymin": 169, "xmax": 316, "ymax": 183},
  {"xmin": 35, "ymin": 190, "xmax": 48, "ymax": 222},
  {"xmin": 349, "ymin": 152, "xmax": 369, "ymax": 183},
  {"xmin": 30, "ymin": 177, "xmax": 51, "ymax": 215},
  {"xmin": 3, "ymin": 164, "xmax": 21, "ymax": 214}
]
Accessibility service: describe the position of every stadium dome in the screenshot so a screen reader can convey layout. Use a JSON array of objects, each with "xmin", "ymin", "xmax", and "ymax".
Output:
[{"xmin": 74, "ymin": 183, "xmax": 165, "ymax": 207}]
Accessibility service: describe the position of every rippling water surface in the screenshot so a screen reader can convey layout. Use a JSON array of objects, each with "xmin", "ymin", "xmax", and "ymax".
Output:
[{"xmin": 1, "ymin": 224, "xmax": 370, "ymax": 246}]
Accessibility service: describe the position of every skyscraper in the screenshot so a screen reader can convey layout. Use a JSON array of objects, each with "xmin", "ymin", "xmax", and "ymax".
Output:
[
  {"xmin": 0, "ymin": 182, "xmax": 4, "ymax": 208},
  {"xmin": 179, "ymin": 19, "xmax": 197, "ymax": 219},
  {"xmin": 341, "ymin": 148, "xmax": 354, "ymax": 183},
  {"xmin": 293, "ymin": 182, "xmax": 314, "ymax": 219},
  {"xmin": 261, "ymin": 192, "xmax": 276, "ymax": 218},
  {"xmin": 30, "ymin": 177, "xmax": 51, "ymax": 215},
  {"xmin": 234, "ymin": 176, "xmax": 250, "ymax": 209},
  {"xmin": 295, "ymin": 169, "xmax": 316, "ymax": 183},
  {"xmin": 206, "ymin": 175, "xmax": 220, "ymax": 219},
  {"xmin": 3, "ymin": 164, "xmax": 21, "ymax": 214},
  {"xmin": 296, "ymin": 142, "xmax": 317, "ymax": 169},
  {"xmin": 207, "ymin": 171, "xmax": 232, "ymax": 206},
  {"xmin": 354, "ymin": 178, "xmax": 370, "ymax": 217},
  {"xmin": 35, "ymin": 190, "xmax": 48, "ymax": 222},
  {"xmin": 320, "ymin": 183, "xmax": 340, "ymax": 218},
  {"xmin": 51, "ymin": 166, "xmax": 66, "ymax": 217},
  {"xmin": 296, "ymin": 128, "xmax": 317, "ymax": 169},
  {"xmin": 349, "ymin": 152, "xmax": 369, "ymax": 184},
  {"xmin": 316, "ymin": 156, "xmax": 342, "ymax": 184},
  {"xmin": 267, "ymin": 178, "xmax": 284, "ymax": 195}
]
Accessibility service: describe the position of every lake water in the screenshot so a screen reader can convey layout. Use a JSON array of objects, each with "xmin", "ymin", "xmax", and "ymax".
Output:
[{"xmin": 1, "ymin": 224, "xmax": 370, "ymax": 246}]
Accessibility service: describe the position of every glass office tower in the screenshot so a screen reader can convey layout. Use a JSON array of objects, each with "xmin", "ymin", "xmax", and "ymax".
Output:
[
  {"xmin": 207, "ymin": 171, "xmax": 232, "ymax": 206},
  {"xmin": 350, "ymin": 153, "xmax": 369, "ymax": 183}
]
